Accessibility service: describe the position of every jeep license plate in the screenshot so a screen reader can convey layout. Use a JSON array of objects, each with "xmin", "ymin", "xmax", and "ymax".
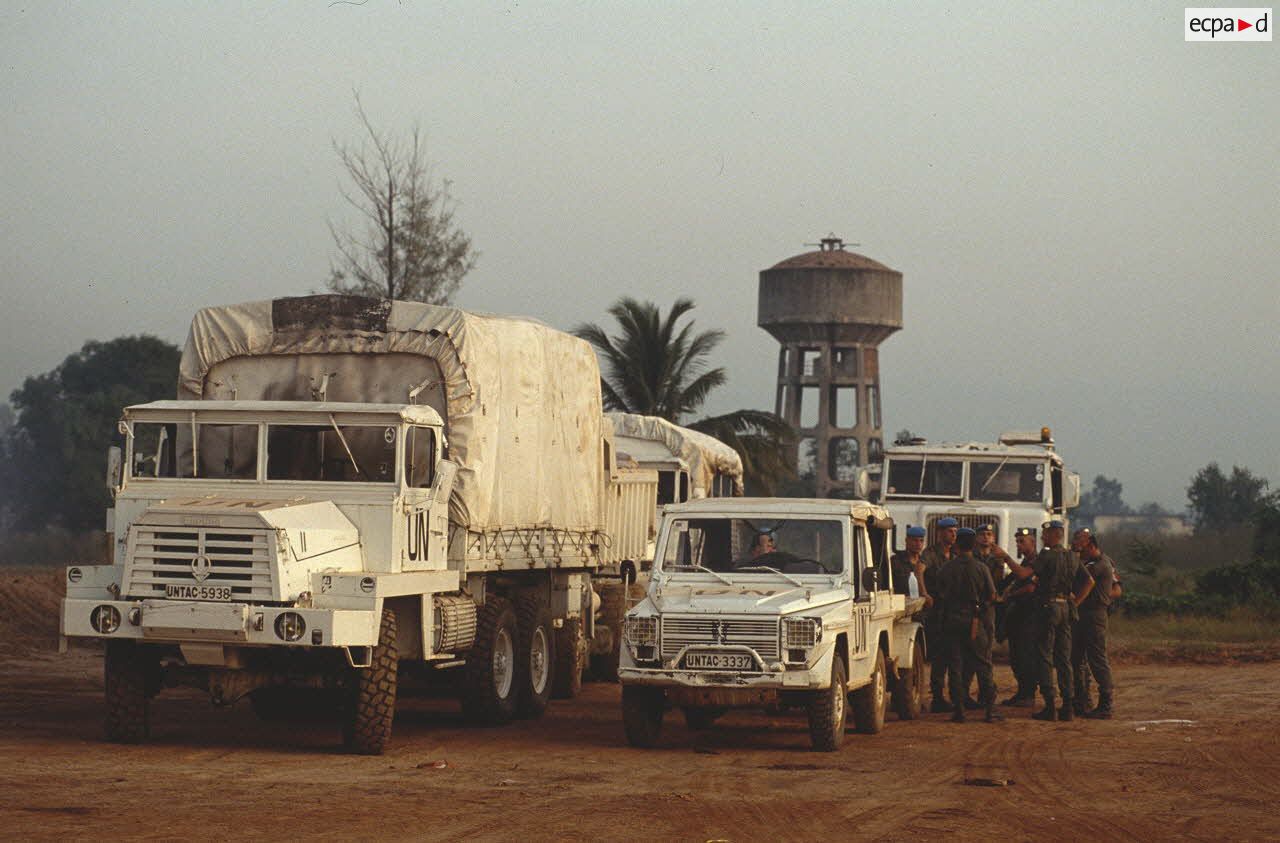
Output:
[
  {"xmin": 164, "ymin": 584, "xmax": 232, "ymax": 601},
  {"xmin": 683, "ymin": 652, "xmax": 754, "ymax": 670}
]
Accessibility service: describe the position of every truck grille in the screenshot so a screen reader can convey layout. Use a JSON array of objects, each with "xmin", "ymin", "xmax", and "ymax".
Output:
[
  {"xmin": 660, "ymin": 616, "xmax": 779, "ymax": 661},
  {"xmin": 926, "ymin": 514, "xmax": 1000, "ymax": 546},
  {"xmin": 126, "ymin": 527, "xmax": 274, "ymax": 601}
]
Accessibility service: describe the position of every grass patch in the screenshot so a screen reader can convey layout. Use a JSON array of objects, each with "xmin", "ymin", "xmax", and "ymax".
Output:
[{"xmin": 1109, "ymin": 607, "xmax": 1280, "ymax": 663}]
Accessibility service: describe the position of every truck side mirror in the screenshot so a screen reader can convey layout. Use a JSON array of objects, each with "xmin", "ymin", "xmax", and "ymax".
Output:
[
  {"xmin": 106, "ymin": 446, "xmax": 123, "ymax": 491},
  {"xmin": 861, "ymin": 567, "xmax": 879, "ymax": 593},
  {"xmin": 1065, "ymin": 472, "xmax": 1081, "ymax": 509}
]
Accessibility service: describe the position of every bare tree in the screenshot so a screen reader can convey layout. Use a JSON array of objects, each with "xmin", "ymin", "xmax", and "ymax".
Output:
[{"xmin": 326, "ymin": 95, "xmax": 477, "ymax": 303}]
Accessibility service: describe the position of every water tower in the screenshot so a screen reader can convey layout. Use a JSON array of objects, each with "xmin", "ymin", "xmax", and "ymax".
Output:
[{"xmin": 758, "ymin": 236, "xmax": 903, "ymax": 497}]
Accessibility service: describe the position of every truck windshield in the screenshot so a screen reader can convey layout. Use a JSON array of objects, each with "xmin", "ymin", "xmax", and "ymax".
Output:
[
  {"xmin": 661, "ymin": 518, "xmax": 845, "ymax": 575},
  {"xmin": 129, "ymin": 422, "xmax": 258, "ymax": 480},
  {"xmin": 968, "ymin": 461, "xmax": 1045, "ymax": 502},
  {"xmin": 884, "ymin": 458, "xmax": 962, "ymax": 498},
  {"xmin": 267, "ymin": 423, "xmax": 398, "ymax": 483}
]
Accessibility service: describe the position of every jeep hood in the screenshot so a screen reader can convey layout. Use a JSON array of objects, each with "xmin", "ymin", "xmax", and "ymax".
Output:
[{"xmin": 651, "ymin": 579, "xmax": 847, "ymax": 616}]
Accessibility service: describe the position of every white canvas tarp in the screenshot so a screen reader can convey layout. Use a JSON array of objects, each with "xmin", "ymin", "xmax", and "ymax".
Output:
[
  {"xmin": 607, "ymin": 412, "xmax": 744, "ymax": 497},
  {"xmin": 177, "ymin": 296, "xmax": 604, "ymax": 533}
]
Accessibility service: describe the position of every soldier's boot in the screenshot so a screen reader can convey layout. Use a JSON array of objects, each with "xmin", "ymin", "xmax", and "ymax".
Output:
[
  {"xmin": 1058, "ymin": 697, "xmax": 1074, "ymax": 721},
  {"xmin": 1032, "ymin": 694, "xmax": 1056, "ymax": 721},
  {"xmin": 985, "ymin": 700, "xmax": 1005, "ymax": 723},
  {"xmin": 1072, "ymin": 696, "xmax": 1090, "ymax": 717},
  {"xmin": 1085, "ymin": 692, "xmax": 1113, "ymax": 720},
  {"xmin": 950, "ymin": 699, "xmax": 966, "ymax": 723}
]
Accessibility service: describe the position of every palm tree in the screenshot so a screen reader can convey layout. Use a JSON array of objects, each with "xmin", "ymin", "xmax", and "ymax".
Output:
[{"xmin": 574, "ymin": 297, "xmax": 795, "ymax": 494}]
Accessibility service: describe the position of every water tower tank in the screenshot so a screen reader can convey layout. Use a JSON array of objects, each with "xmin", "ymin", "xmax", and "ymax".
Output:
[{"xmin": 758, "ymin": 237, "xmax": 903, "ymax": 497}]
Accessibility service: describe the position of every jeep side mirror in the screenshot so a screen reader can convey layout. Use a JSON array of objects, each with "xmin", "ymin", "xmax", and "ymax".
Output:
[
  {"xmin": 861, "ymin": 567, "xmax": 879, "ymax": 593},
  {"xmin": 106, "ymin": 446, "xmax": 123, "ymax": 491}
]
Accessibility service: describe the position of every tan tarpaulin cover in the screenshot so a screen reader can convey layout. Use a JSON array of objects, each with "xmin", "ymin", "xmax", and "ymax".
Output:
[
  {"xmin": 606, "ymin": 413, "xmax": 744, "ymax": 497},
  {"xmin": 177, "ymin": 297, "xmax": 604, "ymax": 532}
]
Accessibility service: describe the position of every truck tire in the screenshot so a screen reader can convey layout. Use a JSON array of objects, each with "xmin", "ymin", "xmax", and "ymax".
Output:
[
  {"xmin": 852, "ymin": 649, "xmax": 888, "ymax": 735},
  {"xmin": 462, "ymin": 597, "xmax": 519, "ymax": 725},
  {"xmin": 551, "ymin": 616, "xmax": 584, "ymax": 699},
  {"xmin": 622, "ymin": 685, "xmax": 665, "ymax": 748},
  {"xmin": 344, "ymin": 607, "xmax": 398, "ymax": 755},
  {"xmin": 682, "ymin": 706, "xmax": 727, "ymax": 731},
  {"xmin": 590, "ymin": 582, "xmax": 627, "ymax": 682},
  {"xmin": 891, "ymin": 640, "xmax": 925, "ymax": 721},
  {"xmin": 807, "ymin": 657, "xmax": 847, "ymax": 751},
  {"xmin": 104, "ymin": 641, "xmax": 152, "ymax": 744},
  {"xmin": 515, "ymin": 595, "xmax": 555, "ymax": 719}
]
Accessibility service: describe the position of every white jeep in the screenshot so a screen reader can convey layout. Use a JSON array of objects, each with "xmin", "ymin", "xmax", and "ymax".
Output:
[{"xmin": 618, "ymin": 498, "xmax": 926, "ymax": 751}]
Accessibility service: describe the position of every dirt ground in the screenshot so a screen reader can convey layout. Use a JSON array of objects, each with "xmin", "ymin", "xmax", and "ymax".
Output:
[{"xmin": 3, "ymin": 571, "xmax": 1280, "ymax": 841}]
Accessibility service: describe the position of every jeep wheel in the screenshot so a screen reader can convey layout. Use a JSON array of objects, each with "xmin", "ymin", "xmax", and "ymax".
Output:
[
  {"xmin": 682, "ymin": 706, "xmax": 727, "ymax": 731},
  {"xmin": 891, "ymin": 640, "xmax": 925, "ymax": 721},
  {"xmin": 462, "ymin": 597, "xmax": 519, "ymax": 725},
  {"xmin": 344, "ymin": 607, "xmax": 398, "ymax": 755},
  {"xmin": 852, "ymin": 649, "xmax": 887, "ymax": 735},
  {"xmin": 622, "ymin": 685, "xmax": 665, "ymax": 748},
  {"xmin": 551, "ymin": 616, "xmax": 584, "ymax": 699},
  {"xmin": 807, "ymin": 657, "xmax": 847, "ymax": 752},
  {"xmin": 515, "ymin": 595, "xmax": 555, "ymax": 719},
  {"xmin": 104, "ymin": 641, "xmax": 153, "ymax": 744}
]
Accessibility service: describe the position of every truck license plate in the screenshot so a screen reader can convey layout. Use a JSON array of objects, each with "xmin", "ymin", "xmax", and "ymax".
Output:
[
  {"xmin": 684, "ymin": 652, "xmax": 754, "ymax": 670},
  {"xmin": 164, "ymin": 584, "xmax": 232, "ymax": 602}
]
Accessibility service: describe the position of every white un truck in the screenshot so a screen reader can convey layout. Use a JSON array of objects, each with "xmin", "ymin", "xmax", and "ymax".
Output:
[
  {"xmin": 876, "ymin": 428, "xmax": 1081, "ymax": 557},
  {"xmin": 617, "ymin": 497, "xmax": 926, "ymax": 751},
  {"xmin": 60, "ymin": 295, "xmax": 654, "ymax": 753}
]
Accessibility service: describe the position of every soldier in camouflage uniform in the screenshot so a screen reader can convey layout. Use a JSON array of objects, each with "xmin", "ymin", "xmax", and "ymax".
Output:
[
  {"xmin": 920, "ymin": 516, "xmax": 959, "ymax": 713},
  {"xmin": 936, "ymin": 528, "xmax": 1003, "ymax": 723},
  {"xmin": 1009, "ymin": 520, "xmax": 1093, "ymax": 721},
  {"xmin": 1072, "ymin": 529, "xmax": 1119, "ymax": 719}
]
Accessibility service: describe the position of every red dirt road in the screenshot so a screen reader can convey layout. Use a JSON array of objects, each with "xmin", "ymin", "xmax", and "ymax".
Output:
[{"xmin": 2, "ymin": 644, "xmax": 1278, "ymax": 842}]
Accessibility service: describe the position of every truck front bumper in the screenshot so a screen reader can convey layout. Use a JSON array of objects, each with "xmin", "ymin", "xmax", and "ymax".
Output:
[{"xmin": 61, "ymin": 598, "xmax": 379, "ymax": 650}]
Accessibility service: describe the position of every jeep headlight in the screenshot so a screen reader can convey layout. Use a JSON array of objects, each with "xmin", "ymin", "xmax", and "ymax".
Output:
[
  {"xmin": 783, "ymin": 617, "xmax": 821, "ymax": 663},
  {"xmin": 624, "ymin": 615, "xmax": 658, "ymax": 647}
]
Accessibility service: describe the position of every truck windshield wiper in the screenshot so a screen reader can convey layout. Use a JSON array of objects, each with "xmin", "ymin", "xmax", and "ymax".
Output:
[
  {"xmin": 667, "ymin": 564, "xmax": 732, "ymax": 585},
  {"xmin": 328, "ymin": 414, "xmax": 365, "ymax": 478},
  {"xmin": 980, "ymin": 455, "xmax": 1010, "ymax": 494},
  {"xmin": 732, "ymin": 566, "xmax": 804, "ymax": 587}
]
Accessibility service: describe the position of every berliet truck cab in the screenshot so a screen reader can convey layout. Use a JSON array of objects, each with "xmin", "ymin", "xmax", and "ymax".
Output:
[{"xmin": 618, "ymin": 498, "xmax": 925, "ymax": 751}]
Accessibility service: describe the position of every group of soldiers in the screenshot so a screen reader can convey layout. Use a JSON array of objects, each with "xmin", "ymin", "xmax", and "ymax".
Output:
[{"xmin": 890, "ymin": 517, "xmax": 1120, "ymax": 724}]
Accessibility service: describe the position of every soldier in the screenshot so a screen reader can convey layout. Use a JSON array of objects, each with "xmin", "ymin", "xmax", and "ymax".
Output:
[
  {"xmin": 1069, "ymin": 527, "xmax": 1095, "ymax": 707},
  {"xmin": 960, "ymin": 524, "xmax": 1013, "ymax": 708},
  {"xmin": 1009, "ymin": 519, "xmax": 1093, "ymax": 721},
  {"xmin": 920, "ymin": 516, "xmax": 959, "ymax": 713},
  {"xmin": 936, "ymin": 527, "xmax": 1003, "ymax": 723},
  {"xmin": 999, "ymin": 527, "xmax": 1040, "ymax": 706},
  {"xmin": 891, "ymin": 525, "xmax": 930, "ymax": 598},
  {"xmin": 1072, "ymin": 529, "xmax": 1119, "ymax": 719}
]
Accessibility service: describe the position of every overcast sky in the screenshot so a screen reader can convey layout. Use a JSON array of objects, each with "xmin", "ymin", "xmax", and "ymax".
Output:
[{"xmin": 2, "ymin": 2, "xmax": 1277, "ymax": 510}]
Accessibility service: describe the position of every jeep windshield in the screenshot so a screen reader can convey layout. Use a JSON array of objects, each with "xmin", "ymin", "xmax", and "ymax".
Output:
[
  {"xmin": 128, "ymin": 420, "xmax": 400, "ymax": 483},
  {"xmin": 659, "ymin": 517, "xmax": 845, "ymax": 576}
]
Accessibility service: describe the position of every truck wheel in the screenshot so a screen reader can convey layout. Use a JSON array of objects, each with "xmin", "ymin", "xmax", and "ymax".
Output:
[
  {"xmin": 622, "ymin": 685, "xmax": 665, "ymax": 748},
  {"xmin": 551, "ymin": 616, "xmax": 584, "ymax": 699},
  {"xmin": 852, "ymin": 649, "xmax": 888, "ymax": 735},
  {"xmin": 807, "ymin": 657, "xmax": 847, "ymax": 751},
  {"xmin": 590, "ymin": 583, "xmax": 626, "ymax": 682},
  {"xmin": 891, "ymin": 640, "xmax": 925, "ymax": 721},
  {"xmin": 682, "ymin": 706, "xmax": 727, "ymax": 731},
  {"xmin": 104, "ymin": 641, "xmax": 152, "ymax": 744},
  {"xmin": 515, "ymin": 595, "xmax": 555, "ymax": 719},
  {"xmin": 344, "ymin": 607, "xmax": 398, "ymax": 755},
  {"xmin": 462, "ymin": 597, "xmax": 519, "ymax": 725}
]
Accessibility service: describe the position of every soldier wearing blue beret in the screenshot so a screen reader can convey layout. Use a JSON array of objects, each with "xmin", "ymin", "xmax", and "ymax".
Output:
[
  {"xmin": 920, "ymin": 517, "xmax": 960, "ymax": 712},
  {"xmin": 890, "ymin": 525, "xmax": 929, "ymax": 600},
  {"xmin": 935, "ymin": 527, "xmax": 1002, "ymax": 722}
]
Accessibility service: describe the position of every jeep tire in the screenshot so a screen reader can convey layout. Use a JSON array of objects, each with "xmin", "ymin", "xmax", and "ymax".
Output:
[
  {"xmin": 622, "ymin": 685, "xmax": 665, "ymax": 748},
  {"xmin": 891, "ymin": 640, "xmax": 924, "ymax": 721},
  {"xmin": 852, "ymin": 649, "xmax": 888, "ymax": 734},
  {"xmin": 807, "ymin": 657, "xmax": 848, "ymax": 751}
]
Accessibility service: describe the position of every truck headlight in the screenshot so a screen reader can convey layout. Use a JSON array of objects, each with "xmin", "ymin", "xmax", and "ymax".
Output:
[
  {"xmin": 624, "ymin": 615, "xmax": 658, "ymax": 647},
  {"xmin": 275, "ymin": 612, "xmax": 306, "ymax": 642},
  {"xmin": 783, "ymin": 617, "xmax": 821, "ymax": 662},
  {"xmin": 91, "ymin": 605, "xmax": 121, "ymax": 634}
]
